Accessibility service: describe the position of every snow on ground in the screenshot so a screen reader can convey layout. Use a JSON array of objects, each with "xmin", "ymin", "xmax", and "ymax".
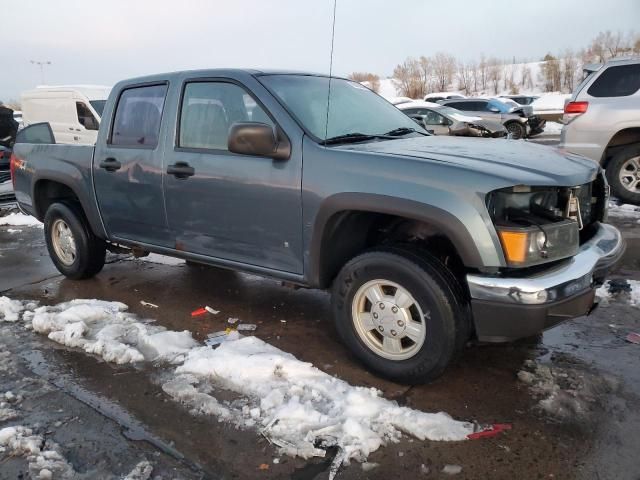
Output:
[
  {"xmin": 0, "ymin": 425, "xmax": 76, "ymax": 479},
  {"xmin": 2, "ymin": 298, "xmax": 475, "ymax": 468},
  {"xmin": 0, "ymin": 212, "xmax": 43, "ymax": 228},
  {"xmin": 137, "ymin": 253, "xmax": 186, "ymax": 266},
  {"xmin": 596, "ymin": 280, "xmax": 640, "ymax": 307},
  {"xmin": 23, "ymin": 299, "xmax": 198, "ymax": 365},
  {"xmin": 608, "ymin": 201, "xmax": 640, "ymax": 222},
  {"xmin": 539, "ymin": 121, "xmax": 563, "ymax": 135},
  {"xmin": 0, "ymin": 296, "xmax": 25, "ymax": 322},
  {"xmin": 517, "ymin": 359, "xmax": 617, "ymax": 420}
]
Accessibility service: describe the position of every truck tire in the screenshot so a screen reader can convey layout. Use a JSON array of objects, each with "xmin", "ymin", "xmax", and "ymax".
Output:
[
  {"xmin": 44, "ymin": 202, "xmax": 106, "ymax": 280},
  {"xmin": 505, "ymin": 121, "xmax": 526, "ymax": 140},
  {"xmin": 331, "ymin": 247, "xmax": 471, "ymax": 384},
  {"xmin": 605, "ymin": 144, "xmax": 640, "ymax": 205}
]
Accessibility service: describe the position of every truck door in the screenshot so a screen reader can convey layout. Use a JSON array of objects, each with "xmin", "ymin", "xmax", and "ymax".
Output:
[
  {"xmin": 163, "ymin": 80, "xmax": 303, "ymax": 274},
  {"xmin": 93, "ymin": 83, "xmax": 171, "ymax": 247}
]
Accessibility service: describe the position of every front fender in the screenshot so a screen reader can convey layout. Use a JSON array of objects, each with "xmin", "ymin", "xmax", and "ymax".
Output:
[{"xmin": 306, "ymin": 192, "xmax": 503, "ymax": 287}]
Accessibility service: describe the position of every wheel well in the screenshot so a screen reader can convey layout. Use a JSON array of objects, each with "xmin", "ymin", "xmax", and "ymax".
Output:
[
  {"xmin": 33, "ymin": 180, "xmax": 81, "ymax": 221},
  {"xmin": 317, "ymin": 211, "xmax": 466, "ymax": 288},
  {"xmin": 603, "ymin": 128, "xmax": 640, "ymax": 168}
]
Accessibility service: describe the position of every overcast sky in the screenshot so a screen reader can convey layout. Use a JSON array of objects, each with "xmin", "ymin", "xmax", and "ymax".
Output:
[{"xmin": 1, "ymin": 0, "xmax": 638, "ymax": 101}]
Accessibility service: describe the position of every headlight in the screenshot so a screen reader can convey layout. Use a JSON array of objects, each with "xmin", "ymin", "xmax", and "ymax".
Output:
[
  {"xmin": 496, "ymin": 220, "xmax": 579, "ymax": 267},
  {"xmin": 487, "ymin": 186, "xmax": 581, "ymax": 267}
]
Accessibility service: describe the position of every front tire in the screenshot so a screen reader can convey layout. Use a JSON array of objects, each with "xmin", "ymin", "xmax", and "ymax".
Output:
[
  {"xmin": 331, "ymin": 247, "xmax": 470, "ymax": 384},
  {"xmin": 505, "ymin": 121, "xmax": 526, "ymax": 140},
  {"xmin": 605, "ymin": 144, "xmax": 640, "ymax": 205},
  {"xmin": 44, "ymin": 202, "xmax": 106, "ymax": 279}
]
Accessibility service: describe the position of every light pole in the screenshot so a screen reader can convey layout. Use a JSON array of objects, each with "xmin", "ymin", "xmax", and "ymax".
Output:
[{"xmin": 30, "ymin": 60, "xmax": 52, "ymax": 84}]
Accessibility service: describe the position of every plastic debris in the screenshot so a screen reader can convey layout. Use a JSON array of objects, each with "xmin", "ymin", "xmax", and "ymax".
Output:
[
  {"xmin": 140, "ymin": 301, "xmax": 159, "ymax": 308},
  {"xmin": 420, "ymin": 464, "xmax": 430, "ymax": 475},
  {"xmin": 280, "ymin": 319, "xmax": 287, "ymax": 324},
  {"xmin": 626, "ymin": 332, "xmax": 640, "ymax": 345},
  {"xmin": 259, "ymin": 463, "xmax": 269, "ymax": 471},
  {"xmin": 205, "ymin": 306, "xmax": 219, "ymax": 315},
  {"xmin": 205, "ymin": 329, "xmax": 241, "ymax": 347},
  {"xmin": 467, "ymin": 423, "xmax": 512, "ymax": 440},
  {"xmin": 272, "ymin": 458, "xmax": 280, "ymax": 464},
  {"xmin": 227, "ymin": 317, "xmax": 239, "ymax": 324},
  {"xmin": 442, "ymin": 464, "xmax": 462, "ymax": 475},
  {"xmin": 191, "ymin": 307, "xmax": 208, "ymax": 317},
  {"xmin": 237, "ymin": 323, "xmax": 257, "ymax": 331}
]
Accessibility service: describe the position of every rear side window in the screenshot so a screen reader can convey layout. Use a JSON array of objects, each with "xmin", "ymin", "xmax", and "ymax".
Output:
[
  {"xmin": 15, "ymin": 122, "xmax": 55, "ymax": 144},
  {"xmin": 110, "ymin": 84, "xmax": 167, "ymax": 147},
  {"xmin": 76, "ymin": 102, "xmax": 98, "ymax": 131},
  {"xmin": 587, "ymin": 64, "xmax": 640, "ymax": 98},
  {"xmin": 178, "ymin": 81, "xmax": 274, "ymax": 151}
]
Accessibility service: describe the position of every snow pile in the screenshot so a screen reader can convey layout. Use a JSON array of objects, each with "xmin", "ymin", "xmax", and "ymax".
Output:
[
  {"xmin": 0, "ymin": 426, "xmax": 76, "ymax": 479},
  {"xmin": 597, "ymin": 279, "xmax": 640, "ymax": 307},
  {"xmin": 0, "ymin": 212, "xmax": 43, "ymax": 228},
  {"xmin": 539, "ymin": 121, "xmax": 563, "ymax": 135},
  {"xmin": 28, "ymin": 299, "xmax": 198, "ymax": 365},
  {"xmin": 608, "ymin": 201, "xmax": 640, "ymax": 222},
  {"xmin": 0, "ymin": 390, "xmax": 22, "ymax": 422},
  {"xmin": 5, "ymin": 298, "xmax": 475, "ymax": 468},
  {"xmin": 123, "ymin": 460, "xmax": 154, "ymax": 480},
  {"xmin": 169, "ymin": 336, "xmax": 474, "ymax": 463},
  {"xmin": 518, "ymin": 359, "xmax": 617, "ymax": 420},
  {"xmin": 0, "ymin": 296, "xmax": 25, "ymax": 322}
]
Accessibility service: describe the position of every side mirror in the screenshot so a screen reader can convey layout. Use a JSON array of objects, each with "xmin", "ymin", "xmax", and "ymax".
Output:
[
  {"xmin": 488, "ymin": 107, "xmax": 500, "ymax": 113},
  {"xmin": 228, "ymin": 122, "xmax": 290, "ymax": 160},
  {"xmin": 408, "ymin": 115, "xmax": 426, "ymax": 128}
]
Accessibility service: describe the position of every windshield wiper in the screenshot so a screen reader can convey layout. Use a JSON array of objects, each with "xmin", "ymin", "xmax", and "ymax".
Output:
[
  {"xmin": 322, "ymin": 132, "xmax": 394, "ymax": 145},
  {"xmin": 382, "ymin": 127, "xmax": 430, "ymax": 137}
]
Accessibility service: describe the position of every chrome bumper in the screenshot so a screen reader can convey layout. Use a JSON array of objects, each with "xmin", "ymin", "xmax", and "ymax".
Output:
[{"xmin": 467, "ymin": 223, "xmax": 625, "ymax": 305}]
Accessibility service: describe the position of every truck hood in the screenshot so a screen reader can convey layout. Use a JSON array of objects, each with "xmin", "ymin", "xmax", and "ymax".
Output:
[{"xmin": 340, "ymin": 136, "xmax": 599, "ymax": 186}]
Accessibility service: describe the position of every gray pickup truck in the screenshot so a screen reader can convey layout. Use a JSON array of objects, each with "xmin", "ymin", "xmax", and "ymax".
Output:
[{"xmin": 10, "ymin": 69, "xmax": 624, "ymax": 383}]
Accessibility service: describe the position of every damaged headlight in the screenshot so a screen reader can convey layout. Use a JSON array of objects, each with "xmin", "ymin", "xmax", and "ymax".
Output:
[{"xmin": 487, "ymin": 186, "xmax": 580, "ymax": 267}]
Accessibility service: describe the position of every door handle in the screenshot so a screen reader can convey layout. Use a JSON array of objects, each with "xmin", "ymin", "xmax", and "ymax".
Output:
[
  {"xmin": 167, "ymin": 162, "xmax": 195, "ymax": 179},
  {"xmin": 99, "ymin": 157, "xmax": 122, "ymax": 172}
]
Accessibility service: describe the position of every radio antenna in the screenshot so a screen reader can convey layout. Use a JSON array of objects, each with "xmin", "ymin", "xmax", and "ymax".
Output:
[{"xmin": 324, "ymin": 0, "xmax": 338, "ymax": 140}]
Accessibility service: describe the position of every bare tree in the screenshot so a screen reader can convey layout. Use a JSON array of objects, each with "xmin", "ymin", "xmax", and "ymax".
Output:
[
  {"xmin": 562, "ymin": 50, "xmax": 579, "ymax": 93},
  {"xmin": 348, "ymin": 72, "xmax": 381, "ymax": 93},
  {"xmin": 486, "ymin": 57, "xmax": 501, "ymax": 94},
  {"xmin": 540, "ymin": 53, "xmax": 561, "ymax": 92},
  {"xmin": 432, "ymin": 52, "xmax": 456, "ymax": 91},
  {"xmin": 520, "ymin": 64, "xmax": 533, "ymax": 90},
  {"xmin": 468, "ymin": 61, "xmax": 478, "ymax": 94},
  {"xmin": 417, "ymin": 56, "xmax": 433, "ymax": 95},
  {"xmin": 457, "ymin": 61, "xmax": 474, "ymax": 94},
  {"xmin": 392, "ymin": 58, "xmax": 425, "ymax": 98},
  {"xmin": 478, "ymin": 54, "xmax": 488, "ymax": 91}
]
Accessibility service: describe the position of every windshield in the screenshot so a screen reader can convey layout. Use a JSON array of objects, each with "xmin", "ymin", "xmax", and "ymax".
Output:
[
  {"xmin": 89, "ymin": 100, "xmax": 106, "ymax": 117},
  {"xmin": 259, "ymin": 75, "xmax": 424, "ymax": 141}
]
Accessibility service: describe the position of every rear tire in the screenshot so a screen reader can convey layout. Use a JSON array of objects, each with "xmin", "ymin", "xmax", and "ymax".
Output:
[
  {"xmin": 605, "ymin": 144, "xmax": 640, "ymax": 205},
  {"xmin": 331, "ymin": 246, "xmax": 471, "ymax": 384},
  {"xmin": 505, "ymin": 121, "xmax": 526, "ymax": 140},
  {"xmin": 44, "ymin": 202, "xmax": 106, "ymax": 279}
]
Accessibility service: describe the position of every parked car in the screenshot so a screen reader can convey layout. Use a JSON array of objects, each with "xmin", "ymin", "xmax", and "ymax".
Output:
[
  {"xmin": 388, "ymin": 96, "xmax": 415, "ymax": 106},
  {"xmin": 0, "ymin": 146, "xmax": 12, "ymax": 201},
  {"xmin": 499, "ymin": 95, "xmax": 539, "ymax": 106},
  {"xmin": 398, "ymin": 101, "xmax": 506, "ymax": 138},
  {"xmin": 11, "ymin": 69, "xmax": 623, "ymax": 383},
  {"xmin": 424, "ymin": 92, "xmax": 465, "ymax": 102},
  {"xmin": 439, "ymin": 98, "xmax": 545, "ymax": 139},
  {"xmin": 21, "ymin": 85, "xmax": 111, "ymax": 145},
  {"xmin": 560, "ymin": 57, "xmax": 640, "ymax": 204}
]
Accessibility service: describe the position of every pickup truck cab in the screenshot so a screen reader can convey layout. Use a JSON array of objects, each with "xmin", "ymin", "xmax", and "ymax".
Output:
[{"xmin": 11, "ymin": 69, "xmax": 624, "ymax": 383}]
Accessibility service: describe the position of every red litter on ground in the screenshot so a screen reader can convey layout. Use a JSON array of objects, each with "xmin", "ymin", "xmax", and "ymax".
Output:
[
  {"xmin": 191, "ymin": 307, "xmax": 208, "ymax": 317},
  {"xmin": 626, "ymin": 332, "xmax": 640, "ymax": 345},
  {"xmin": 467, "ymin": 423, "xmax": 512, "ymax": 440}
]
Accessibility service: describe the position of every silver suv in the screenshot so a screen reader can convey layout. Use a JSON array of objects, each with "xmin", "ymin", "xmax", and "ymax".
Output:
[{"xmin": 560, "ymin": 57, "xmax": 640, "ymax": 204}]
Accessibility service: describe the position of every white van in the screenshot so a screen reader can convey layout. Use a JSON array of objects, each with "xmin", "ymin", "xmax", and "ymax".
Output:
[{"xmin": 21, "ymin": 85, "xmax": 111, "ymax": 145}]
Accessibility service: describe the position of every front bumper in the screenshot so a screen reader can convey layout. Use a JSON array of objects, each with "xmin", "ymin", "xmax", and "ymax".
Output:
[{"xmin": 467, "ymin": 223, "xmax": 625, "ymax": 342}]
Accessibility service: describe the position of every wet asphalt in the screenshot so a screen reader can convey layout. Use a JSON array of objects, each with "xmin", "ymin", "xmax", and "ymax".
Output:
[{"xmin": 1, "ymin": 196, "xmax": 639, "ymax": 478}]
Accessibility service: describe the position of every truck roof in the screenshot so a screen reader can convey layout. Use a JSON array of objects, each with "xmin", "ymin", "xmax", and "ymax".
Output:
[
  {"xmin": 114, "ymin": 68, "xmax": 344, "ymax": 86},
  {"xmin": 23, "ymin": 85, "xmax": 112, "ymax": 100}
]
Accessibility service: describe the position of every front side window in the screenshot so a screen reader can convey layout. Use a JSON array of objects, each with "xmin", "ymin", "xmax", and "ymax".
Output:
[
  {"xmin": 179, "ymin": 82, "xmax": 274, "ymax": 151},
  {"xmin": 110, "ymin": 84, "xmax": 167, "ymax": 147},
  {"xmin": 424, "ymin": 110, "xmax": 447, "ymax": 125},
  {"xmin": 587, "ymin": 64, "xmax": 640, "ymax": 98},
  {"xmin": 259, "ymin": 75, "xmax": 422, "ymax": 141},
  {"xmin": 76, "ymin": 102, "xmax": 99, "ymax": 130}
]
